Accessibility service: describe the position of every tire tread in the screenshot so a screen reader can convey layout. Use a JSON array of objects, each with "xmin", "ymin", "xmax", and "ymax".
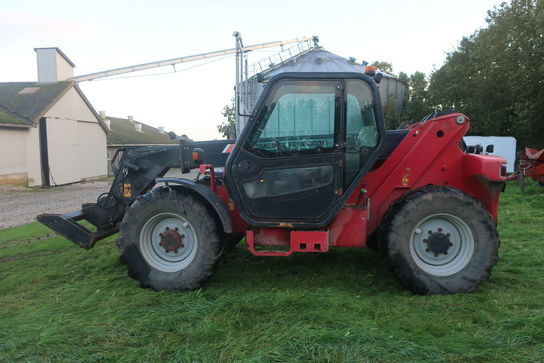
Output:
[
  {"xmin": 384, "ymin": 186, "xmax": 499, "ymax": 294},
  {"xmin": 117, "ymin": 187, "xmax": 221, "ymax": 291}
]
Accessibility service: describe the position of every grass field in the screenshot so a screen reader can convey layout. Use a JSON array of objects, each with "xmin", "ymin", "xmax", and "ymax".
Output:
[{"xmin": 1, "ymin": 182, "xmax": 543, "ymax": 362}]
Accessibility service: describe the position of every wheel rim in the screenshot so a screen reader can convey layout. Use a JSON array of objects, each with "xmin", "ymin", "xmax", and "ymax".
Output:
[
  {"xmin": 139, "ymin": 212, "xmax": 198, "ymax": 272},
  {"xmin": 409, "ymin": 213, "xmax": 474, "ymax": 276}
]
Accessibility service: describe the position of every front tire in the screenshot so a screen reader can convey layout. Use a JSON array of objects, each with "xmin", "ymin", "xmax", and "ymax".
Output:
[
  {"xmin": 118, "ymin": 187, "xmax": 221, "ymax": 291},
  {"xmin": 385, "ymin": 186, "xmax": 499, "ymax": 294}
]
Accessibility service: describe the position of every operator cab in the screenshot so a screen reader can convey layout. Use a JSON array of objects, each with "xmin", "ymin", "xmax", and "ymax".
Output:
[{"xmin": 226, "ymin": 72, "xmax": 385, "ymax": 228}]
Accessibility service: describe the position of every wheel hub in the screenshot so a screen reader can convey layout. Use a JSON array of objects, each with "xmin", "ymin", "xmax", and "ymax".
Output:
[
  {"xmin": 159, "ymin": 227, "xmax": 185, "ymax": 253},
  {"xmin": 426, "ymin": 232, "xmax": 453, "ymax": 256},
  {"xmin": 140, "ymin": 213, "xmax": 198, "ymax": 273},
  {"xmin": 410, "ymin": 213, "xmax": 475, "ymax": 276}
]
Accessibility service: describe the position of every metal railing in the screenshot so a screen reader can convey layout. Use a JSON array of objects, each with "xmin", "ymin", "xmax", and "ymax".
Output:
[{"xmin": 247, "ymin": 39, "xmax": 318, "ymax": 77}]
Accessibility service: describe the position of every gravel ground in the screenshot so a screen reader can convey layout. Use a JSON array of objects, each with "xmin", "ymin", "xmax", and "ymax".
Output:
[
  {"xmin": 0, "ymin": 169, "xmax": 198, "ymax": 229},
  {"xmin": 0, "ymin": 181, "xmax": 112, "ymax": 229}
]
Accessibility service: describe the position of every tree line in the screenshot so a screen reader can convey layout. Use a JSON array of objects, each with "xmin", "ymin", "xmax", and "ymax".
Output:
[{"xmin": 383, "ymin": 0, "xmax": 543, "ymax": 149}]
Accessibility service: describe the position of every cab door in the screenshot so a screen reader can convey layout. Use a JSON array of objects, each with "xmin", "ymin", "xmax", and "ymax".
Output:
[{"xmin": 225, "ymin": 73, "xmax": 383, "ymax": 228}]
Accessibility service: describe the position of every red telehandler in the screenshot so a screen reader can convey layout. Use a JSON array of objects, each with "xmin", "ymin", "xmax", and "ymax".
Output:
[{"xmin": 38, "ymin": 70, "xmax": 507, "ymax": 294}]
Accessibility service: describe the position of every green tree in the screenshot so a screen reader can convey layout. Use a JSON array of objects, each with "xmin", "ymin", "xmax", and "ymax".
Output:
[
  {"xmin": 383, "ymin": 70, "xmax": 434, "ymax": 129},
  {"xmin": 217, "ymin": 98, "xmax": 236, "ymax": 139},
  {"xmin": 428, "ymin": 0, "xmax": 544, "ymax": 148},
  {"xmin": 371, "ymin": 61, "xmax": 394, "ymax": 75},
  {"xmin": 404, "ymin": 71, "xmax": 430, "ymax": 120}
]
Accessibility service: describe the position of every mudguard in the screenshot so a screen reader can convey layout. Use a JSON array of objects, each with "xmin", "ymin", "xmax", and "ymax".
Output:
[{"xmin": 155, "ymin": 177, "xmax": 233, "ymax": 234}]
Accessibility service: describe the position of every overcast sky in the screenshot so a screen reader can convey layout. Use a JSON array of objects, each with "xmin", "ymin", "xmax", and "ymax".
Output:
[{"xmin": 1, "ymin": 0, "xmax": 505, "ymax": 140}]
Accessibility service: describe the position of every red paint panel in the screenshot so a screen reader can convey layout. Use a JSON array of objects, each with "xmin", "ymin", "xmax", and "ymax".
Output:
[
  {"xmin": 291, "ymin": 231, "xmax": 329, "ymax": 252},
  {"xmin": 252, "ymin": 228, "xmax": 289, "ymax": 246},
  {"xmin": 329, "ymin": 207, "xmax": 367, "ymax": 247},
  {"xmin": 463, "ymin": 154, "xmax": 505, "ymax": 180},
  {"xmin": 246, "ymin": 229, "xmax": 329, "ymax": 256},
  {"xmin": 350, "ymin": 113, "xmax": 506, "ymax": 236}
]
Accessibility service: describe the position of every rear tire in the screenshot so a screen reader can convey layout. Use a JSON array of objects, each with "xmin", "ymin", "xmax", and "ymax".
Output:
[
  {"xmin": 385, "ymin": 186, "xmax": 499, "ymax": 294},
  {"xmin": 118, "ymin": 187, "xmax": 221, "ymax": 291}
]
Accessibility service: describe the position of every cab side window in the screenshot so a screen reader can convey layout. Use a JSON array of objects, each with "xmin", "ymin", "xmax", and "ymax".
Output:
[{"xmin": 344, "ymin": 80, "xmax": 378, "ymax": 185}]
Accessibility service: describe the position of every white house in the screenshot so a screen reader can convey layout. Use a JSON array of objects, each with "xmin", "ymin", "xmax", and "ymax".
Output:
[{"xmin": 0, "ymin": 48, "xmax": 108, "ymax": 186}]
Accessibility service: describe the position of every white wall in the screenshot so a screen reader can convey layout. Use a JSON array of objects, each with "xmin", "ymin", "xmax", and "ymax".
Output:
[
  {"xmin": 77, "ymin": 121, "xmax": 107, "ymax": 179},
  {"xmin": 45, "ymin": 88, "xmax": 97, "ymax": 122},
  {"xmin": 45, "ymin": 117, "xmax": 79, "ymax": 185},
  {"xmin": 55, "ymin": 52, "xmax": 74, "ymax": 81},
  {"xmin": 44, "ymin": 87, "xmax": 107, "ymax": 185},
  {"xmin": 0, "ymin": 127, "xmax": 42, "ymax": 186}
]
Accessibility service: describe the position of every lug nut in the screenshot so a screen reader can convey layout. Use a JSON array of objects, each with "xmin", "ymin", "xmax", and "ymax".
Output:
[
  {"xmin": 425, "ymin": 248, "xmax": 430, "ymax": 252},
  {"xmin": 175, "ymin": 227, "xmax": 179, "ymax": 231},
  {"xmin": 159, "ymin": 233, "xmax": 164, "ymax": 238},
  {"xmin": 438, "ymin": 228, "xmax": 442, "ymax": 232},
  {"xmin": 446, "ymin": 233, "xmax": 451, "ymax": 237},
  {"xmin": 423, "ymin": 239, "xmax": 428, "ymax": 243},
  {"xmin": 165, "ymin": 227, "xmax": 170, "ymax": 231},
  {"xmin": 428, "ymin": 230, "xmax": 432, "ymax": 234},
  {"xmin": 449, "ymin": 242, "xmax": 453, "ymax": 247}
]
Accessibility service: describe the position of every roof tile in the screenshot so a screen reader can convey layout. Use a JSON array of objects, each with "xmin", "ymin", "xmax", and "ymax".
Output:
[
  {"xmin": 0, "ymin": 82, "xmax": 72, "ymax": 125},
  {"xmin": 106, "ymin": 117, "xmax": 177, "ymax": 145}
]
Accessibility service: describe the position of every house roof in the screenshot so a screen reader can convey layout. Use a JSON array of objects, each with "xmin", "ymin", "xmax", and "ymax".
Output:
[
  {"xmin": 106, "ymin": 116, "xmax": 177, "ymax": 145},
  {"xmin": 0, "ymin": 82, "xmax": 72, "ymax": 125},
  {"xmin": 0, "ymin": 81, "xmax": 108, "ymax": 131},
  {"xmin": 0, "ymin": 105, "xmax": 34, "ymax": 126}
]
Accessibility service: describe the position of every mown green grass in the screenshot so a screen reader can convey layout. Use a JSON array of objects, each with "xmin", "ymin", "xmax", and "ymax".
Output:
[{"xmin": 1, "ymin": 182, "xmax": 543, "ymax": 362}]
